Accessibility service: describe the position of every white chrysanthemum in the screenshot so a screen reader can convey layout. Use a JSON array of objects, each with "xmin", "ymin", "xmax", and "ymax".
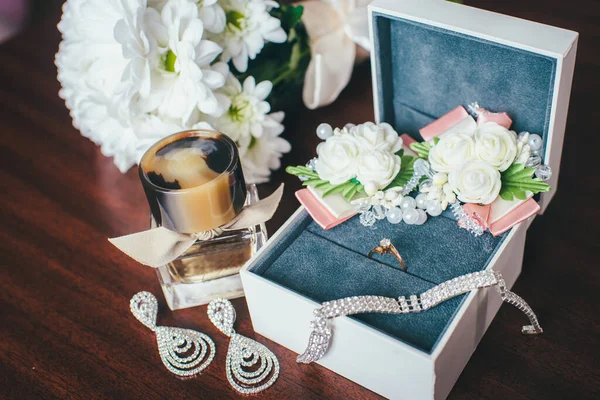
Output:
[
  {"xmin": 212, "ymin": 74, "xmax": 278, "ymax": 142},
  {"xmin": 138, "ymin": 0, "xmax": 229, "ymax": 123},
  {"xmin": 238, "ymin": 112, "xmax": 290, "ymax": 183},
  {"xmin": 56, "ymin": 0, "xmax": 225, "ymax": 171},
  {"xmin": 56, "ymin": 0, "xmax": 286, "ymax": 182},
  {"xmin": 113, "ymin": 2, "xmax": 163, "ymax": 101},
  {"xmin": 214, "ymin": 0, "xmax": 286, "ymax": 72},
  {"xmin": 148, "ymin": 0, "xmax": 226, "ymax": 33}
]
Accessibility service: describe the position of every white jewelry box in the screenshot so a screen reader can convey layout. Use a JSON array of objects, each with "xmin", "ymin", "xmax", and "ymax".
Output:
[{"xmin": 240, "ymin": 1, "xmax": 577, "ymax": 398}]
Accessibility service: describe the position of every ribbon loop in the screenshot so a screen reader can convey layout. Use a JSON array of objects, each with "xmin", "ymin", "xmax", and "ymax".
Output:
[
  {"xmin": 300, "ymin": 0, "xmax": 370, "ymax": 109},
  {"xmin": 109, "ymin": 184, "xmax": 284, "ymax": 267}
]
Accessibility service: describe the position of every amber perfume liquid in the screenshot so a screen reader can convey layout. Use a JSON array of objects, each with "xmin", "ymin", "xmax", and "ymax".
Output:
[
  {"xmin": 153, "ymin": 185, "xmax": 267, "ymax": 310},
  {"xmin": 167, "ymin": 228, "xmax": 256, "ymax": 284}
]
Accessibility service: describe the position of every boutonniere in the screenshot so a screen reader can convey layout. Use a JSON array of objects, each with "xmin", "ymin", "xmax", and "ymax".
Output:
[
  {"xmin": 287, "ymin": 106, "xmax": 552, "ymax": 236},
  {"xmin": 287, "ymin": 122, "xmax": 425, "ymax": 226}
]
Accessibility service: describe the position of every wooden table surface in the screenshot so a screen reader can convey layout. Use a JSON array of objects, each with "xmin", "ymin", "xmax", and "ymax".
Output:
[{"xmin": 1, "ymin": 1, "xmax": 599, "ymax": 399}]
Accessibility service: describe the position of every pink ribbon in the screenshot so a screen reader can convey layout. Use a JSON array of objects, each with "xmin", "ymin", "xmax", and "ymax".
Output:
[
  {"xmin": 489, "ymin": 199, "xmax": 540, "ymax": 236},
  {"xmin": 296, "ymin": 189, "xmax": 356, "ymax": 230},
  {"xmin": 463, "ymin": 199, "xmax": 540, "ymax": 237},
  {"xmin": 419, "ymin": 106, "xmax": 470, "ymax": 141},
  {"xmin": 477, "ymin": 109, "xmax": 513, "ymax": 129}
]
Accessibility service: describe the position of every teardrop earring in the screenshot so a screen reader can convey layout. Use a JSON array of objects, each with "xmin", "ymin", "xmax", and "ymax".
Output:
[
  {"xmin": 207, "ymin": 298, "xmax": 280, "ymax": 394},
  {"xmin": 130, "ymin": 292, "xmax": 215, "ymax": 377}
]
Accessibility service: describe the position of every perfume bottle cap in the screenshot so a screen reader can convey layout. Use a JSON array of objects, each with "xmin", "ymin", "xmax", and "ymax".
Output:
[{"xmin": 139, "ymin": 130, "xmax": 247, "ymax": 234}]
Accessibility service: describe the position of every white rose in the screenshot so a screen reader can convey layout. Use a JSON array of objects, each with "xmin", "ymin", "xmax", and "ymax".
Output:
[
  {"xmin": 474, "ymin": 122, "xmax": 518, "ymax": 172},
  {"xmin": 350, "ymin": 122, "xmax": 403, "ymax": 154},
  {"xmin": 428, "ymin": 132, "xmax": 476, "ymax": 173},
  {"xmin": 448, "ymin": 161, "xmax": 501, "ymax": 205},
  {"xmin": 356, "ymin": 150, "xmax": 401, "ymax": 190},
  {"xmin": 315, "ymin": 135, "xmax": 360, "ymax": 184}
]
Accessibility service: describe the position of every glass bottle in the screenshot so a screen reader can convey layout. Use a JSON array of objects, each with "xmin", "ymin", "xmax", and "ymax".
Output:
[{"xmin": 139, "ymin": 130, "xmax": 267, "ymax": 310}]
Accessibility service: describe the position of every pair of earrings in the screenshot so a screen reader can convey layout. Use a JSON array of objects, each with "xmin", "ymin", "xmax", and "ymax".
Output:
[{"xmin": 130, "ymin": 292, "xmax": 279, "ymax": 394}]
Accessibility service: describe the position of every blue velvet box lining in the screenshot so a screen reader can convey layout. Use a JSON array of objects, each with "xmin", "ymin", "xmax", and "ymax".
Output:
[
  {"xmin": 372, "ymin": 12, "xmax": 557, "ymax": 147},
  {"xmin": 249, "ymin": 13, "xmax": 561, "ymax": 354}
]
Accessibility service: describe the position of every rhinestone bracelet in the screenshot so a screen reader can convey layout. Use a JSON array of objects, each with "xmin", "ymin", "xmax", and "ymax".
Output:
[{"xmin": 297, "ymin": 270, "xmax": 542, "ymax": 364}]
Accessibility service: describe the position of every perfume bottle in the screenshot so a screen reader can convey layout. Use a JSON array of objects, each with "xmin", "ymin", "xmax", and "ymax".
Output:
[{"xmin": 139, "ymin": 130, "xmax": 267, "ymax": 310}]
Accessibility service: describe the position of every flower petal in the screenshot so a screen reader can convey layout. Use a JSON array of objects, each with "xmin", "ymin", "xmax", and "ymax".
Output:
[
  {"xmin": 253, "ymin": 81, "xmax": 273, "ymax": 100},
  {"xmin": 195, "ymin": 40, "xmax": 223, "ymax": 65},
  {"xmin": 232, "ymin": 48, "xmax": 249, "ymax": 72},
  {"xmin": 243, "ymin": 76, "xmax": 256, "ymax": 94}
]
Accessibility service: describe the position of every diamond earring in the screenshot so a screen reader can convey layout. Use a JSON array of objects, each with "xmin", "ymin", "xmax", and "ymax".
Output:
[
  {"xmin": 207, "ymin": 298, "xmax": 280, "ymax": 394},
  {"xmin": 130, "ymin": 292, "xmax": 215, "ymax": 377}
]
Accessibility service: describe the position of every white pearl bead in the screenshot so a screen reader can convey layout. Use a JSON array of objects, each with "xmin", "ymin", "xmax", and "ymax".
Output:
[
  {"xmin": 400, "ymin": 196, "xmax": 417, "ymax": 211},
  {"xmin": 344, "ymin": 123, "xmax": 356, "ymax": 130},
  {"xmin": 364, "ymin": 181, "xmax": 378, "ymax": 196},
  {"xmin": 415, "ymin": 193, "xmax": 428, "ymax": 209},
  {"xmin": 414, "ymin": 209, "xmax": 427, "ymax": 225},
  {"xmin": 385, "ymin": 207, "xmax": 403, "ymax": 224},
  {"xmin": 403, "ymin": 209, "xmax": 419, "ymax": 225},
  {"xmin": 426, "ymin": 200, "xmax": 443, "ymax": 217},
  {"xmin": 385, "ymin": 190, "xmax": 399, "ymax": 201},
  {"xmin": 316, "ymin": 123, "xmax": 333, "ymax": 140},
  {"xmin": 527, "ymin": 134, "xmax": 543, "ymax": 151}
]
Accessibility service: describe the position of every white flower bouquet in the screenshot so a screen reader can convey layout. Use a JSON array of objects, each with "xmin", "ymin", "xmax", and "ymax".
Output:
[
  {"xmin": 55, "ymin": 0, "xmax": 464, "ymax": 182},
  {"xmin": 55, "ymin": 0, "xmax": 311, "ymax": 183}
]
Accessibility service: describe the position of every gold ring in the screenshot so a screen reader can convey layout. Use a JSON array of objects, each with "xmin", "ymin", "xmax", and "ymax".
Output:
[{"xmin": 367, "ymin": 239, "xmax": 407, "ymax": 272}]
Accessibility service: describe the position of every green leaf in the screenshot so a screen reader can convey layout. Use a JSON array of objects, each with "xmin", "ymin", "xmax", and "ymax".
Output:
[
  {"xmin": 343, "ymin": 184, "xmax": 362, "ymax": 201},
  {"xmin": 322, "ymin": 182, "xmax": 354, "ymax": 197},
  {"xmin": 301, "ymin": 179, "xmax": 326, "ymax": 187},
  {"xmin": 286, "ymin": 165, "xmax": 364, "ymax": 201},
  {"xmin": 285, "ymin": 165, "xmax": 319, "ymax": 179},
  {"xmin": 410, "ymin": 142, "xmax": 432, "ymax": 159},
  {"xmin": 278, "ymin": 4, "xmax": 304, "ymax": 31},
  {"xmin": 500, "ymin": 163, "xmax": 551, "ymax": 201},
  {"xmin": 342, "ymin": 183, "xmax": 356, "ymax": 196}
]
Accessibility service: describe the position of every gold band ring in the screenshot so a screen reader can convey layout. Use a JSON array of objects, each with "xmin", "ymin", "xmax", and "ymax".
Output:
[{"xmin": 367, "ymin": 239, "xmax": 407, "ymax": 272}]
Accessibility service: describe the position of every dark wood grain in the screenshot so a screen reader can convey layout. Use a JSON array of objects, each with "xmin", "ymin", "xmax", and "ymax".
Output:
[{"xmin": 0, "ymin": 1, "xmax": 599, "ymax": 399}]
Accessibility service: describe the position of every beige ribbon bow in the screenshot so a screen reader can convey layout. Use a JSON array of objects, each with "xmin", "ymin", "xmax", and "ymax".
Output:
[
  {"xmin": 300, "ymin": 0, "xmax": 371, "ymax": 109},
  {"xmin": 109, "ymin": 184, "xmax": 284, "ymax": 268}
]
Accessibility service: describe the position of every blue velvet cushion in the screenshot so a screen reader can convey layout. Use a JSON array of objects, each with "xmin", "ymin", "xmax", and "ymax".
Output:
[
  {"xmin": 372, "ymin": 12, "xmax": 557, "ymax": 145},
  {"xmin": 250, "ymin": 212, "xmax": 506, "ymax": 354}
]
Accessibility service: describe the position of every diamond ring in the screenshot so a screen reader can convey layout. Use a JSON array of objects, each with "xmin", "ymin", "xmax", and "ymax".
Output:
[{"xmin": 367, "ymin": 239, "xmax": 407, "ymax": 272}]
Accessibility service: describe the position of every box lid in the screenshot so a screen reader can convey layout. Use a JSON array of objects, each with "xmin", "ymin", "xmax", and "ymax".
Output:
[{"xmin": 368, "ymin": 0, "xmax": 578, "ymax": 212}]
